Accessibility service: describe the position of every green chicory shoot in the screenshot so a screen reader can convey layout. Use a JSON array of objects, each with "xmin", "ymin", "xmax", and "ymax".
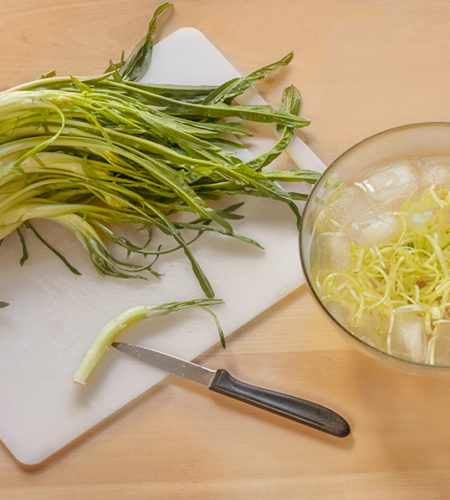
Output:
[
  {"xmin": 73, "ymin": 298, "xmax": 224, "ymax": 385},
  {"xmin": 0, "ymin": 1, "xmax": 319, "ymax": 302}
]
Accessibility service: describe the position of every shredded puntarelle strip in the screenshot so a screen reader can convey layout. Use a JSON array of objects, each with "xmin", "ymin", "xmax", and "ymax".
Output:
[{"xmin": 317, "ymin": 186, "xmax": 450, "ymax": 362}]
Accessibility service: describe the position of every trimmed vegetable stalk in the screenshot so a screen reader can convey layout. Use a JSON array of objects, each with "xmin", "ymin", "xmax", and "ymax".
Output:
[{"xmin": 73, "ymin": 298, "xmax": 224, "ymax": 385}]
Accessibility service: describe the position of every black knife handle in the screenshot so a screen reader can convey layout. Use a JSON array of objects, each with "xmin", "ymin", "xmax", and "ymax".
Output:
[{"xmin": 209, "ymin": 369, "xmax": 350, "ymax": 438}]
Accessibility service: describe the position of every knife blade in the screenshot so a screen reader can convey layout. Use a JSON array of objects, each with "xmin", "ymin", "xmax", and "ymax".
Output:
[{"xmin": 112, "ymin": 342, "xmax": 350, "ymax": 438}]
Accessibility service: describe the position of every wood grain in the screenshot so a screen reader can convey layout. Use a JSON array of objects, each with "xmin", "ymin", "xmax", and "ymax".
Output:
[{"xmin": 1, "ymin": 0, "xmax": 450, "ymax": 498}]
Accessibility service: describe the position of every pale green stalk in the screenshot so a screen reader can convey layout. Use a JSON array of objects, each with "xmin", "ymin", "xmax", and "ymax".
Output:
[{"xmin": 73, "ymin": 298, "xmax": 224, "ymax": 384}]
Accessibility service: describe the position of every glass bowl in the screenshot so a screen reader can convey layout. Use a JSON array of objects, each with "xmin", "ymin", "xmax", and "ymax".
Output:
[{"xmin": 299, "ymin": 122, "xmax": 450, "ymax": 375}]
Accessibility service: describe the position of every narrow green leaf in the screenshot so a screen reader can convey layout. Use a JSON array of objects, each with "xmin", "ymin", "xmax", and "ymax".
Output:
[
  {"xmin": 200, "ymin": 305, "xmax": 226, "ymax": 348},
  {"xmin": 246, "ymin": 85, "xmax": 301, "ymax": 171},
  {"xmin": 25, "ymin": 221, "xmax": 82, "ymax": 275},
  {"xmin": 120, "ymin": 2, "xmax": 172, "ymax": 81},
  {"xmin": 16, "ymin": 227, "xmax": 29, "ymax": 266},
  {"xmin": 40, "ymin": 70, "xmax": 56, "ymax": 79},
  {"xmin": 203, "ymin": 52, "xmax": 294, "ymax": 105},
  {"xmin": 70, "ymin": 76, "xmax": 91, "ymax": 93},
  {"xmin": 262, "ymin": 169, "xmax": 321, "ymax": 183}
]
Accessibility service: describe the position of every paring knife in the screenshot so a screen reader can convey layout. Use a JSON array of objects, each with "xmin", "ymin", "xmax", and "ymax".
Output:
[{"xmin": 112, "ymin": 342, "xmax": 350, "ymax": 438}]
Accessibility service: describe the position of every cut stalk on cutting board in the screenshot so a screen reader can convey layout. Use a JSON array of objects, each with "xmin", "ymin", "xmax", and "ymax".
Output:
[{"xmin": 0, "ymin": 27, "xmax": 325, "ymax": 466}]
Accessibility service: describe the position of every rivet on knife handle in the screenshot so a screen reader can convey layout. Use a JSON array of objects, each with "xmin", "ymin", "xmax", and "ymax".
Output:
[{"xmin": 209, "ymin": 369, "xmax": 350, "ymax": 438}]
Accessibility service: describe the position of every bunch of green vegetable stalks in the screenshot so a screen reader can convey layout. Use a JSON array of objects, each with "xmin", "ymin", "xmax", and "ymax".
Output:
[{"xmin": 0, "ymin": 2, "xmax": 318, "ymax": 303}]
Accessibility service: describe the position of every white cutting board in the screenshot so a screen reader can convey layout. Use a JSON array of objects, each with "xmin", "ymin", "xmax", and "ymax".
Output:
[{"xmin": 0, "ymin": 27, "xmax": 325, "ymax": 465}]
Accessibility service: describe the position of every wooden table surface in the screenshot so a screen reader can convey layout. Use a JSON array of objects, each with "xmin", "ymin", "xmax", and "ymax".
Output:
[{"xmin": 1, "ymin": 1, "xmax": 450, "ymax": 498}]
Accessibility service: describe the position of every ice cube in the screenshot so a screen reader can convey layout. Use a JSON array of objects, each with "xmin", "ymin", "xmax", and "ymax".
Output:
[
  {"xmin": 390, "ymin": 313, "xmax": 426, "ymax": 363},
  {"xmin": 325, "ymin": 300, "xmax": 357, "ymax": 332},
  {"xmin": 325, "ymin": 185, "xmax": 371, "ymax": 227},
  {"xmin": 349, "ymin": 212, "xmax": 400, "ymax": 247},
  {"xmin": 363, "ymin": 162, "xmax": 418, "ymax": 203},
  {"xmin": 313, "ymin": 210, "xmax": 335, "ymax": 234},
  {"xmin": 355, "ymin": 312, "xmax": 388, "ymax": 351},
  {"xmin": 409, "ymin": 210, "xmax": 434, "ymax": 232},
  {"xmin": 419, "ymin": 157, "xmax": 450, "ymax": 187},
  {"xmin": 410, "ymin": 210, "xmax": 433, "ymax": 225},
  {"xmin": 317, "ymin": 232, "xmax": 352, "ymax": 270},
  {"xmin": 433, "ymin": 322, "xmax": 450, "ymax": 365}
]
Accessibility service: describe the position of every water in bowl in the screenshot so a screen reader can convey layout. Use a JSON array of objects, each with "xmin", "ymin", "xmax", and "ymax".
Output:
[{"xmin": 311, "ymin": 156, "xmax": 450, "ymax": 365}]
